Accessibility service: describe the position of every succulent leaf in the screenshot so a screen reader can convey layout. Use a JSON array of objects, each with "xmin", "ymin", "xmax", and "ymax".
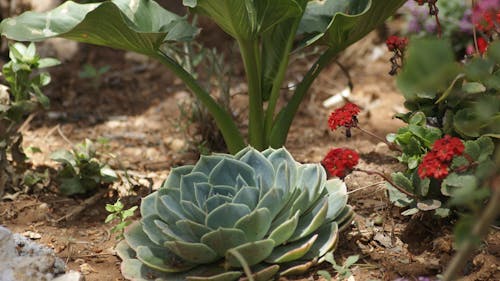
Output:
[
  {"xmin": 279, "ymin": 260, "xmax": 315, "ymax": 276},
  {"xmin": 241, "ymin": 265, "xmax": 280, "ymax": 281},
  {"xmin": 232, "ymin": 186, "xmax": 260, "ymax": 209},
  {"xmin": 289, "ymin": 199, "xmax": 328, "ymax": 241},
  {"xmin": 201, "ymin": 228, "xmax": 247, "ymax": 256},
  {"xmin": 206, "ymin": 203, "xmax": 251, "ymax": 229},
  {"xmin": 266, "ymin": 234, "xmax": 318, "ymax": 263},
  {"xmin": 302, "ymin": 223, "xmax": 339, "ymax": 261},
  {"xmin": 136, "ymin": 245, "xmax": 195, "ymax": 272},
  {"xmin": 164, "ymin": 240, "xmax": 219, "ymax": 264},
  {"xmin": 234, "ymin": 208, "xmax": 272, "ymax": 241},
  {"xmin": 119, "ymin": 147, "xmax": 352, "ymax": 280},
  {"xmin": 225, "ymin": 239, "xmax": 275, "ymax": 267},
  {"xmin": 268, "ymin": 211, "xmax": 300, "ymax": 245},
  {"xmin": 186, "ymin": 271, "xmax": 242, "ymax": 281}
]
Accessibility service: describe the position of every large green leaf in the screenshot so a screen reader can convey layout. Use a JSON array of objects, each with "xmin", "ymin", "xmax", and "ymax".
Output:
[
  {"xmin": 0, "ymin": 0, "xmax": 196, "ymax": 56},
  {"xmin": 397, "ymin": 38, "xmax": 461, "ymax": 100},
  {"xmin": 297, "ymin": 0, "xmax": 406, "ymax": 48},
  {"xmin": 185, "ymin": 0, "xmax": 301, "ymax": 40}
]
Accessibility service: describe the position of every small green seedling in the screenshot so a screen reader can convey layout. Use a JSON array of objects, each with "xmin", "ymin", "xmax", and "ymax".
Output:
[
  {"xmin": 318, "ymin": 253, "xmax": 359, "ymax": 281},
  {"xmin": 79, "ymin": 63, "xmax": 110, "ymax": 90},
  {"xmin": 105, "ymin": 199, "xmax": 137, "ymax": 240}
]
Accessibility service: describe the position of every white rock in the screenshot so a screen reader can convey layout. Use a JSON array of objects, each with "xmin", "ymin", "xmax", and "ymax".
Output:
[
  {"xmin": 169, "ymin": 138, "xmax": 186, "ymax": 152},
  {"xmin": 52, "ymin": 271, "xmax": 85, "ymax": 281},
  {"xmin": 0, "ymin": 226, "xmax": 67, "ymax": 281}
]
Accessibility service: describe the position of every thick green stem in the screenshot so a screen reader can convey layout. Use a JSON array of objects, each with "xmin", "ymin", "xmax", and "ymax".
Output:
[
  {"xmin": 263, "ymin": 20, "xmax": 301, "ymax": 141},
  {"xmin": 238, "ymin": 39, "xmax": 264, "ymax": 150},
  {"xmin": 269, "ymin": 48, "xmax": 339, "ymax": 147},
  {"xmin": 154, "ymin": 51, "xmax": 245, "ymax": 154}
]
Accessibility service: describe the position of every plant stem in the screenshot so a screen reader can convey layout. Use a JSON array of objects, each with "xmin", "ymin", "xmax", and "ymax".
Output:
[
  {"xmin": 238, "ymin": 39, "xmax": 264, "ymax": 150},
  {"xmin": 441, "ymin": 175, "xmax": 500, "ymax": 281},
  {"xmin": 355, "ymin": 126, "xmax": 402, "ymax": 152},
  {"xmin": 354, "ymin": 168, "xmax": 416, "ymax": 198},
  {"xmin": 227, "ymin": 249, "xmax": 255, "ymax": 281},
  {"xmin": 269, "ymin": 47, "xmax": 339, "ymax": 147},
  {"xmin": 264, "ymin": 19, "xmax": 301, "ymax": 140},
  {"xmin": 154, "ymin": 51, "xmax": 245, "ymax": 154}
]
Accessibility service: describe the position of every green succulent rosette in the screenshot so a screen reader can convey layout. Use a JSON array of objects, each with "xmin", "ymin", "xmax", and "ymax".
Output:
[{"xmin": 117, "ymin": 147, "xmax": 353, "ymax": 281}]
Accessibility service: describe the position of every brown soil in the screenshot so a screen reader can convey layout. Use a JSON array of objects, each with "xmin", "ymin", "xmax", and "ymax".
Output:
[{"xmin": 1, "ymin": 25, "xmax": 498, "ymax": 281}]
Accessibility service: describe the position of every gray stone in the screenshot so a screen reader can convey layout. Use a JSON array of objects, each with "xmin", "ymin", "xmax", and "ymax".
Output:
[
  {"xmin": 52, "ymin": 271, "xmax": 85, "ymax": 281},
  {"xmin": 0, "ymin": 225, "xmax": 82, "ymax": 281}
]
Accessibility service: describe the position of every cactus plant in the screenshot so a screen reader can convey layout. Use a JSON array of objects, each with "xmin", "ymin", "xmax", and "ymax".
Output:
[{"xmin": 116, "ymin": 147, "xmax": 354, "ymax": 281}]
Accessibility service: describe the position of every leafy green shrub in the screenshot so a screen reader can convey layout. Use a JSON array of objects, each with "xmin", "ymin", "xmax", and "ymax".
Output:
[
  {"xmin": 397, "ymin": 39, "xmax": 500, "ymax": 139},
  {"xmin": 51, "ymin": 139, "xmax": 118, "ymax": 195},
  {"xmin": 0, "ymin": 42, "xmax": 59, "ymax": 196},
  {"xmin": 0, "ymin": 0, "xmax": 406, "ymax": 153},
  {"xmin": 384, "ymin": 38, "xmax": 499, "ymax": 217},
  {"xmin": 117, "ymin": 147, "xmax": 353, "ymax": 281}
]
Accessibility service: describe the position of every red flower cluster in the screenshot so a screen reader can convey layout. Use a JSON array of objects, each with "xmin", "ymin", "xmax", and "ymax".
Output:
[
  {"xmin": 477, "ymin": 37, "xmax": 489, "ymax": 54},
  {"xmin": 327, "ymin": 103, "xmax": 360, "ymax": 131},
  {"xmin": 386, "ymin": 35, "xmax": 408, "ymax": 52},
  {"xmin": 418, "ymin": 135, "xmax": 465, "ymax": 179},
  {"xmin": 322, "ymin": 148, "xmax": 359, "ymax": 178},
  {"xmin": 474, "ymin": 8, "xmax": 500, "ymax": 33}
]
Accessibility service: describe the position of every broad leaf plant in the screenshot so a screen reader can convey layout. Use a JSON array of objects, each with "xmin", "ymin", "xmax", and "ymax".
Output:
[{"xmin": 0, "ymin": 0, "xmax": 406, "ymax": 153}]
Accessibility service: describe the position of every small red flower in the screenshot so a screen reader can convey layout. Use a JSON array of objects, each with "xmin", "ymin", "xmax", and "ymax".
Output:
[
  {"xmin": 476, "ymin": 37, "xmax": 489, "ymax": 54},
  {"xmin": 432, "ymin": 135, "xmax": 465, "ymax": 162},
  {"xmin": 474, "ymin": 10, "xmax": 499, "ymax": 33},
  {"xmin": 322, "ymin": 148, "xmax": 359, "ymax": 178},
  {"xmin": 386, "ymin": 35, "xmax": 408, "ymax": 52},
  {"xmin": 418, "ymin": 135, "xmax": 464, "ymax": 179},
  {"xmin": 327, "ymin": 103, "xmax": 360, "ymax": 131},
  {"xmin": 415, "ymin": 0, "xmax": 426, "ymax": 6},
  {"xmin": 418, "ymin": 152, "xmax": 449, "ymax": 179}
]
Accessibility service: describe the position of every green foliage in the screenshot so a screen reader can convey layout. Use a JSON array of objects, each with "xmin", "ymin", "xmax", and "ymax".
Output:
[
  {"xmin": 388, "ymin": 123, "xmax": 495, "ymax": 217},
  {"xmin": 116, "ymin": 147, "xmax": 354, "ymax": 281},
  {"xmin": 51, "ymin": 139, "xmax": 118, "ymax": 195},
  {"xmin": 0, "ymin": 42, "xmax": 59, "ymax": 196},
  {"xmin": 105, "ymin": 199, "xmax": 138, "ymax": 240},
  {"xmin": 317, "ymin": 253, "xmax": 359, "ymax": 281},
  {"xmin": 0, "ymin": 0, "xmax": 406, "ymax": 153},
  {"xmin": 388, "ymin": 37, "xmax": 499, "ymax": 218},
  {"xmin": 397, "ymin": 38, "xmax": 500, "ymax": 139},
  {"xmin": 79, "ymin": 63, "xmax": 110, "ymax": 90}
]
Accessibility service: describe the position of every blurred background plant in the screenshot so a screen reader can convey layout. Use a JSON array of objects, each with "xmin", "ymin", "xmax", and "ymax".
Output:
[
  {"xmin": 399, "ymin": 0, "xmax": 500, "ymax": 58},
  {"xmin": 0, "ymin": 42, "xmax": 59, "ymax": 197},
  {"xmin": 169, "ymin": 27, "xmax": 234, "ymax": 154},
  {"xmin": 50, "ymin": 138, "xmax": 118, "ymax": 196},
  {"xmin": 317, "ymin": 253, "xmax": 359, "ymax": 281},
  {"xmin": 78, "ymin": 63, "xmax": 110, "ymax": 90}
]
